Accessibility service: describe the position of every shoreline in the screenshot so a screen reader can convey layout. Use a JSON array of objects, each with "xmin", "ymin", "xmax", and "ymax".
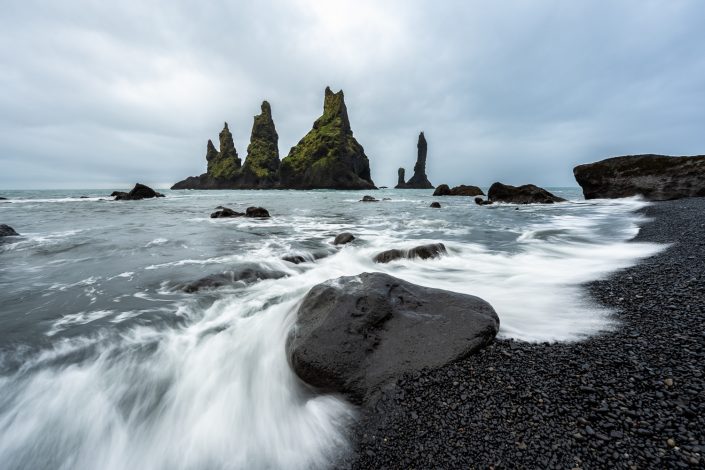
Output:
[{"xmin": 347, "ymin": 198, "xmax": 705, "ymax": 468}]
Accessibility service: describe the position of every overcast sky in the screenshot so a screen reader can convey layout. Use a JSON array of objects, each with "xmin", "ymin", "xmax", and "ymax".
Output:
[{"xmin": 1, "ymin": 0, "xmax": 704, "ymax": 189}]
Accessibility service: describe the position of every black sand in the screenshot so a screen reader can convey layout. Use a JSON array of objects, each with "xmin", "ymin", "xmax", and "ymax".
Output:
[{"xmin": 348, "ymin": 198, "xmax": 705, "ymax": 469}]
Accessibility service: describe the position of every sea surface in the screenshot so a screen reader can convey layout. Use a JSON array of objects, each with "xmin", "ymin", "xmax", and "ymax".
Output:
[{"xmin": 0, "ymin": 188, "xmax": 664, "ymax": 469}]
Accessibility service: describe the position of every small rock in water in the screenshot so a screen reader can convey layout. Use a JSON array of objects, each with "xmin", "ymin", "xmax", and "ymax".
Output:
[
  {"xmin": 245, "ymin": 207, "xmax": 270, "ymax": 218},
  {"xmin": 113, "ymin": 183, "xmax": 164, "ymax": 200},
  {"xmin": 0, "ymin": 224, "xmax": 20, "ymax": 237},
  {"xmin": 360, "ymin": 195, "xmax": 379, "ymax": 202},
  {"xmin": 210, "ymin": 207, "xmax": 244, "ymax": 218},
  {"xmin": 282, "ymin": 255, "xmax": 307, "ymax": 264},
  {"xmin": 333, "ymin": 233, "xmax": 355, "ymax": 245},
  {"xmin": 430, "ymin": 202, "xmax": 441, "ymax": 208},
  {"xmin": 373, "ymin": 243, "xmax": 447, "ymax": 264}
]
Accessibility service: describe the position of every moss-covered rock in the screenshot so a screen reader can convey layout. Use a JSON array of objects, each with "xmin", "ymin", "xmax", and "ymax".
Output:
[
  {"xmin": 279, "ymin": 87, "xmax": 376, "ymax": 189},
  {"xmin": 574, "ymin": 154, "xmax": 705, "ymax": 200},
  {"xmin": 240, "ymin": 101, "xmax": 280, "ymax": 187},
  {"xmin": 207, "ymin": 122, "xmax": 241, "ymax": 180}
]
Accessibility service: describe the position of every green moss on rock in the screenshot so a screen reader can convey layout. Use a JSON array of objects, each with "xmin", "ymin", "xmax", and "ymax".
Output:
[
  {"xmin": 241, "ymin": 101, "xmax": 280, "ymax": 186},
  {"xmin": 207, "ymin": 122, "xmax": 242, "ymax": 180},
  {"xmin": 279, "ymin": 87, "xmax": 375, "ymax": 189}
]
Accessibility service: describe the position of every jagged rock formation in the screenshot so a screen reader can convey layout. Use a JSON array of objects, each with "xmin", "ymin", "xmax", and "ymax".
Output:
[
  {"xmin": 487, "ymin": 182, "xmax": 565, "ymax": 204},
  {"xmin": 574, "ymin": 154, "xmax": 705, "ymax": 200},
  {"xmin": 172, "ymin": 103, "xmax": 281, "ymax": 189},
  {"xmin": 397, "ymin": 168, "xmax": 405, "ymax": 187},
  {"xmin": 240, "ymin": 101, "xmax": 280, "ymax": 187},
  {"xmin": 433, "ymin": 184, "xmax": 484, "ymax": 196},
  {"xmin": 396, "ymin": 132, "xmax": 433, "ymax": 189},
  {"xmin": 279, "ymin": 87, "xmax": 376, "ymax": 189},
  {"xmin": 172, "ymin": 90, "xmax": 375, "ymax": 190}
]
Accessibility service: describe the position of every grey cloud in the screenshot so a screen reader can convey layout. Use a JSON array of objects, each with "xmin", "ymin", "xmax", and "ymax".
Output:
[{"xmin": 1, "ymin": 0, "xmax": 704, "ymax": 189}]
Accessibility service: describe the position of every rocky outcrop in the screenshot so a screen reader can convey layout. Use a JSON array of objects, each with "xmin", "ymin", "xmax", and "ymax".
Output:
[
  {"xmin": 474, "ymin": 197, "xmax": 493, "ymax": 206},
  {"xmin": 396, "ymin": 132, "xmax": 433, "ymax": 189},
  {"xmin": 287, "ymin": 272, "xmax": 499, "ymax": 404},
  {"xmin": 245, "ymin": 207, "xmax": 270, "ymax": 218},
  {"xmin": 240, "ymin": 101, "xmax": 281, "ymax": 187},
  {"xmin": 360, "ymin": 195, "xmax": 378, "ymax": 202},
  {"xmin": 396, "ymin": 168, "xmax": 406, "ymax": 188},
  {"xmin": 333, "ymin": 233, "xmax": 355, "ymax": 245},
  {"xmin": 573, "ymin": 154, "xmax": 705, "ymax": 200},
  {"xmin": 114, "ymin": 183, "xmax": 164, "ymax": 200},
  {"xmin": 488, "ymin": 182, "xmax": 565, "ymax": 204},
  {"xmin": 430, "ymin": 202, "xmax": 441, "ymax": 208},
  {"xmin": 210, "ymin": 207, "xmax": 243, "ymax": 218},
  {"xmin": 373, "ymin": 242, "xmax": 446, "ymax": 263},
  {"xmin": 208, "ymin": 123, "xmax": 242, "ymax": 180},
  {"xmin": 0, "ymin": 224, "xmax": 19, "ymax": 237},
  {"xmin": 279, "ymin": 87, "xmax": 376, "ymax": 190},
  {"xmin": 180, "ymin": 266, "xmax": 287, "ymax": 293},
  {"xmin": 433, "ymin": 184, "xmax": 484, "ymax": 197}
]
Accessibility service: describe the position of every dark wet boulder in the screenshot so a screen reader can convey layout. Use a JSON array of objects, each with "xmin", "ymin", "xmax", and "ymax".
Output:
[
  {"xmin": 360, "ymin": 195, "xmax": 378, "ymax": 202},
  {"xmin": 180, "ymin": 267, "xmax": 287, "ymax": 293},
  {"xmin": 0, "ymin": 224, "xmax": 19, "ymax": 237},
  {"xmin": 210, "ymin": 207, "xmax": 244, "ymax": 218},
  {"xmin": 573, "ymin": 154, "xmax": 705, "ymax": 200},
  {"xmin": 433, "ymin": 184, "xmax": 484, "ymax": 197},
  {"xmin": 333, "ymin": 233, "xmax": 355, "ymax": 245},
  {"xmin": 373, "ymin": 242, "xmax": 446, "ymax": 264},
  {"xmin": 287, "ymin": 272, "xmax": 499, "ymax": 404},
  {"xmin": 0, "ymin": 197, "xmax": 6, "ymax": 200},
  {"xmin": 474, "ymin": 197, "xmax": 493, "ymax": 206},
  {"xmin": 430, "ymin": 202, "xmax": 441, "ymax": 208},
  {"xmin": 488, "ymin": 182, "xmax": 565, "ymax": 204},
  {"xmin": 278, "ymin": 87, "xmax": 376, "ymax": 190},
  {"xmin": 245, "ymin": 206, "xmax": 270, "ymax": 218},
  {"xmin": 282, "ymin": 255, "xmax": 307, "ymax": 264},
  {"xmin": 114, "ymin": 183, "xmax": 163, "ymax": 201}
]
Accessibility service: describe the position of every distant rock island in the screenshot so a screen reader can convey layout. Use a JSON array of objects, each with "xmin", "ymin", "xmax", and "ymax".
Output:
[
  {"xmin": 395, "ymin": 132, "xmax": 433, "ymax": 189},
  {"xmin": 172, "ymin": 87, "xmax": 376, "ymax": 190},
  {"xmin": 574, "ymin": 154, "xmax": 705, "ymax": 200}
]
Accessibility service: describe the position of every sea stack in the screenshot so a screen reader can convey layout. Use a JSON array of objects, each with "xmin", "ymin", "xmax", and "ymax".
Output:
[
  {"xmin": 278, "ymin": 87, "xmax": 376, "ymax": 189},
  {"xmin": 395, "ymin": 132, "xmax": 433, "ymax": 189},
  {"xmin": 240, "ymin": 101, "xmax": 281, "ymax": 187},
  {"xmin": 397, "ymin": 168, "xmax": 406, "ymax": 187}
]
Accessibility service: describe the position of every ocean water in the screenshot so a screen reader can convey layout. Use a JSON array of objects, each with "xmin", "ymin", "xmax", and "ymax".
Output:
[{"xmin": 0, "ymin": 188, "xmax": 664, "ymax": 469}]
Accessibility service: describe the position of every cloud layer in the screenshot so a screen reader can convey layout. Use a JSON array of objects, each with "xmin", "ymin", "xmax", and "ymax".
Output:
[{"xmin": 2, "ymin": 0, "xmax": 704, "ymax": 188}]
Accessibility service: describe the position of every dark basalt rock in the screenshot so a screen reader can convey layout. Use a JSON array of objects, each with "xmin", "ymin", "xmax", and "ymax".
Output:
[
  {"xmin": 114, "ymin": 183, "xmax": 163, "ymax": 201},
  {"xmin": 210, "ymin": 207, "xmax": 244, "ymax": 218},
  {"xmin": 287, "ymin": 272, "xmax": 499, "ymax": 404},
  {"xmin": 474, "ymin": 197, "xmax": 493, "ymax": 206},
  {"xmin": 282, "ymin": 255, "xmax": 307, "ymax": 264},
  {"xmin": 430, "ymin": 202, "xmax": 441, "ymax": 208},
  {"xmin": 360, "ymin": 195, "xmax": 378, "ymax": 202},
  {"xmin": 433, "ymin": 184, "xmax": 484, "ymax": 197},
  {"xmin": 0, "ymin": 197, "xmax": 6, "ymax": 200},
  {"xmin": 180, "ymin": 267, "xmax": 287, "ymax": 293},
  {"xmin": 396, "ymin": 132, "xmax": 434, "ymax": 189},
  {"xmin": 333, "ymin": 233, "xmax": 355, "ymax": 245},
  {"xmin": 396, "ymin": 168, "xmax": 406, "ymax": 188},
  {"xmin": 240, "ymin": 101, "xmax": 281, "ymax": 188},
  {"xmin": 373, "ymin": 242, "xmax": 446, "ymax": 264},
  {"xmin": 278, "ymin": 87, "xmax": 376, "ymax": 190},
  {"xmin": 488, "ymin": 182, "xmax": 565, "ymax": 204},
  {"xmin": 245, "ymin": 206, "xmax": 270, "ymax": 218},
  {"xmin": 573, "ymin": 154, "xmax": 705, "ymax": 200},
  {"xmin": 0, "ymin": 224, "xmax": 19, "ymax": 237}
]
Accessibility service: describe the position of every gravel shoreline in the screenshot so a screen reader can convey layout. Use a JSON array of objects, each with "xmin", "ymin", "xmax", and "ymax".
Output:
[{"xmin": 347, "ymin": 198, "xmax": 705, "ymax": 469}]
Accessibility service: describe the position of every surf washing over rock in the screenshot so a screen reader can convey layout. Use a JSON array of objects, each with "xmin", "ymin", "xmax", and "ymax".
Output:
[
  {"xmin": 172, "ymin": 88, "xmax": 375, "ymax": 190},
  {"xmin": 0, "ymin": 187, "xmax": 667, "ymax": 469}
]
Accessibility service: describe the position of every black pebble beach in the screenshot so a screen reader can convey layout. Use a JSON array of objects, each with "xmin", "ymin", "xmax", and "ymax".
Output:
[{"xmin": 348, "ymin": 198, "xmax": 705, "ymax": 469}]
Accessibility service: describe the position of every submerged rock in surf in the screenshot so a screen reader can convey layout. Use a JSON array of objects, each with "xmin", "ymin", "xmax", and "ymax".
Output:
[
  {"xmin": 430, "ymin": 202, "xmax": 441, "ymax": 208},
  {"xmin": 287, "ymin": 272, "xmax": 499, "ymax": 404},
  {"xmin": 373, "ymin": 243, "xmax": 446, "ymax": 264},
  {"xmin": 211, "ymin": 207, "xmax": 244, "ymax": 218},
  {"xmin": 180, "ymin": 267, "xmax": 287, "ymax": 293},
  {"xmin": 487, "ymin": 182, "xmax": 565, "ymax": 204},
  {"xmin": 360, "ymin": 195, "xmax": 378, "ymax": 202},
  {"xmin": 333, "ymin": 233, "xmax": 355, "ymax": 245},
  {"xmin": 245, "ymin": 206, "xmax": 270, "ymax": 218},
  {"xmin": 0, "ymin": 224, "xmax": 19, "ymax": 237},
  {"xmin": 113, "ymin": 183, "xmax": 164, "ymax": 201}
]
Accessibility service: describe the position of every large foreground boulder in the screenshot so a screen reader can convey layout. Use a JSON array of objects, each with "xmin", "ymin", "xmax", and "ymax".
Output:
[
  {"xmin": 287, "ymin": 272, "xmax": 499, "ymax": 404},
  {"xmin": 433, "ymin": 184, "xmax": 484, "ymax": 197},
  {"xmin": 0, "ymin": 224, "xmax": 19, "ymax": 237},
  {"xmin": 488, "ymin": 182, "xmax": 565, "ymax": 204},
  {"xmin": 573, "ymin": 154, "xmax": 705, "ymax": 200}
]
